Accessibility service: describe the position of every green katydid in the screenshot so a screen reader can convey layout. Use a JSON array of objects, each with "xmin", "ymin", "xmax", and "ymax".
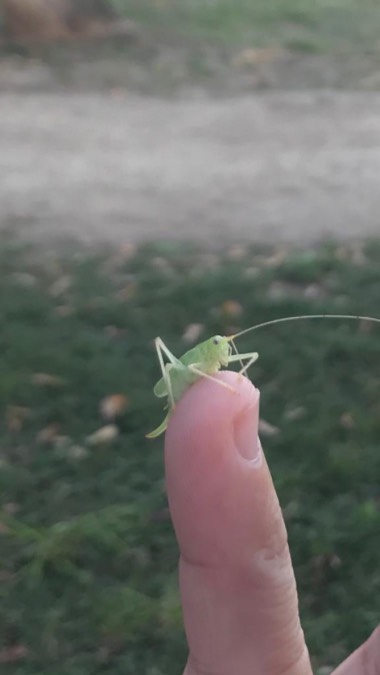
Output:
[{"xmin": 146, "ymin": 313, "xmax": 380, "ymax": 438}]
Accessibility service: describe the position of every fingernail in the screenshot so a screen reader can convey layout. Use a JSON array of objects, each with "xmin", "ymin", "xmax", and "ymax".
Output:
[{"xmin": 233, "ymin": 396, "xmax": 261, "ymax": 463}]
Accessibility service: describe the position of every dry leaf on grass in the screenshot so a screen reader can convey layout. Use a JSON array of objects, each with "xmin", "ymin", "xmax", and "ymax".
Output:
[
  {"xmin": 31, "ymin": 373, "xmax": 65, "ymax": 387},
  {"xmin": 119, "ymin": 243, "xmax": 137, "ymax": 260},
  {"xmin": 100, "ymin": 395, "xmax": 129, "ymax": 421},
  {"xmin": 3, "ymin": 502, "xmax": 19, "ymax": 515},
  {"xmin": 36, "ymin": 423, "xmax": 60, "ymax": 444},
  {"xmin": 0, "ymin": 645, "xmax": 29, "ymax": 664},
  {"xmin": 303, "ymin": 283, "xmax": 325, "ymax": 300},
  {"xmin": 359, "ymin": 318, "xmax": 374, "ymax": 334},
  {"xmin": 0, "ymin": 522, "xmax": 10, "ymax": 535},
  {"xmin": 50, "ymin": 275, "xmax": 72, "ymax": 297},
  {"xmin": 259, "ymin": 419, "xmax": 280, "ymax": 436},
  {"xmin": 340, "ymin": 412, "xmax": 355, "ymax": 429},
  {"xmin": 117, "ymin": 282, "xmax": 137, "ymax": 302},
  {"xmin": 104, "ymin": 325, "xmax": 125, "ymax": 340},
  {"xmin": 226, "ymin": 245, "xmax": 246, "ymax": 261},
  {"xmin": 55, "ymin": 305, "xmax": 73, "ymax": 318},
  {"xmin": 182, "ymin": 323, "xmax": 204, "ymax": 344},
  {"xmin": 284, "ymin": 406, "xmax": 306, "ymax": 421},
  {"xmin": 261, "ymin": 248, "xmax": 288, "ymax": 268},
  {"xmin": 6, "ymin": 406, "xmax": 31, "ymax": 433},
  {"xmin": 0, "ymin": 570, "xmax": 13, "ymax": 583},
  {"xmin": 86, "ymin": 425, "xmax": 119, "ymax": 446},
  {"xmin": 11, "ymin": 272, "xmax": 37, "ymax": 287},
  {"xmin": 234, "ymin": 47, "xmax": 283, "ymax": 68},
  {"xmin": 67, "ymin": 445, "xmax": 89, "ymax": 461},
  {"xmin": 221, "ymin": 300, "xmax": 244, "ymax": 319}
]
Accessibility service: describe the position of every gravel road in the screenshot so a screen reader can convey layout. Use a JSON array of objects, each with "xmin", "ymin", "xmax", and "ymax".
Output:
[{"xmin": 2, "ymin": 90, "xmax": 380, "ymax": 246}]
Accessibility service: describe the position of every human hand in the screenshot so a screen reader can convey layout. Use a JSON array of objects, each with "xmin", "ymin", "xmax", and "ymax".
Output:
[{"xmin": 164, "ymin": 371, "xmax": 379, "ymax": 675}]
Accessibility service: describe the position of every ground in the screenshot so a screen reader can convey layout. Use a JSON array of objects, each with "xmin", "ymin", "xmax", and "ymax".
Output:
[
  {"xmin": 2, "ymin": 0, "xmax": 380, "ymax": 247},
  {"xmin": 1, "ymin": 3, "xmax": 380, "ymax": 673},
  {"xmin": 2, "ymin": 89, "xmax": 380, "ymax": 246}
]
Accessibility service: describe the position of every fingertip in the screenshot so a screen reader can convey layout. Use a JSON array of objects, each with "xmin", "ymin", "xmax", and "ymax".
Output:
[
  {"xmin": 165, "ymin": 371, "xmax": 259, "ymax": 460},
  {"xmin": 164, "ymin": 371, "xmax": 262, "ymax": 566}
]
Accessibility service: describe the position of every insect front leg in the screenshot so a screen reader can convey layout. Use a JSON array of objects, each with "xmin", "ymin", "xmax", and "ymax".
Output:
[
  {"xmin": 162, "ymin": 362, "xmax": 182, "ymax": 409},
  {"xmin": 230, "ymin": 338, "xmax": 244, "ymax": 370},
  {"xmin": 155, "ymin": 338, "xmax": 182, "ymax": 408},
  {"xmin": 188, "ymin": 365, "xmax": 237, "ymax": 392},
  {"xmin": 228, "ymin": 352, "xmax": 259, "ymax": 377}
]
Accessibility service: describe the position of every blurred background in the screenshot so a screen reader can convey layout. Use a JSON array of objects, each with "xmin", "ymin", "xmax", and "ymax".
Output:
[{"xmin": 0, "ymin": 2, "xmax": 379, "ymax": 674}]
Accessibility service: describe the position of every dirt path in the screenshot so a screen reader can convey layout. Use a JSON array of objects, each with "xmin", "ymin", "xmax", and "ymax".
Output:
[{"xmin": 2, "ymin": 90, "xmax": 380, "ymax": 246}]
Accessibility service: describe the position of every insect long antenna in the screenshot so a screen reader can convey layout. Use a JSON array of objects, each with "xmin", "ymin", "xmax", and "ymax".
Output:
[{"xmin": 229, "ymin": 314, "xmax": 380, "ymax": 340}]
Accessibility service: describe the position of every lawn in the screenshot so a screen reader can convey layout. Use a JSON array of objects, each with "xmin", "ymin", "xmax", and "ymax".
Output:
[
  {"xmin": 0, "ymin": 238, "xmax": 379, "ymax": 674},
  {"xmin": 114, "ymin": 0, "xmax": 380, "ymax": 55},
  {"xmin": 5, "ymin": 0, "xmax": 380, "ymax": 92}
]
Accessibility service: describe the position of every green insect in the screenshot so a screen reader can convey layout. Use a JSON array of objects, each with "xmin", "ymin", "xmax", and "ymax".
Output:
[
  {"xmin": 146, "ymin": 334, "xmax": 258, "ymax": 438},
  {"xmin": 147, "ymin": 313, "xmax": 380, "ymax": 439}
]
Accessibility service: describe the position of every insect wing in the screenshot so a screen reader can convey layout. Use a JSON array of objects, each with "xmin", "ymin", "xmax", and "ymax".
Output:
[{"xmin": 153, "ymin": 377, "xmax": 167, "ymax": 398}]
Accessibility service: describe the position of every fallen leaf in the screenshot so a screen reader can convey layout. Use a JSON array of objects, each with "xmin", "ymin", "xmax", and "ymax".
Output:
[
  {"xmin": 50, "ymin": 275, "xmax": 71, "ymax": 297},
  {"xmin": 31, "ymin": 373, "xmax": 65, "ymax": 387},
  {"xmin": 151, "ymin": 256, "xmax": 170, "ymax": 271},
  {"xmin": 11, "ymin": 272, "xmax": 37, "ymax": 287},
  {"xmin": 259, "ymin": 419, "xmax": 280, "ymax": 436},
  {"xmin": 340, "ymin": 412, "xmax": 355, "ymax": 430},
  {"xmin": 359, "ymin": 318, "xmax": 374, "ymax": 334},
  {"xmin": 117, "ymin": 282, "xmax": 137, "ymax": 302},
  {"xmin": 100, "ymin": 395, "xmax": 129, "ymax": 420},
  {"xmin": 119, "ymin": 243, "xmax": 137, "ymax": 260},
  {"xmin": 86, "ymin": 425, "xmax": 119, "ymax": 446},
  {"xmin": 55, "ymin": 305, "xmax": 73, "ymax": 318},
  {"xmin": 243, "ymin": 267, "xmax": 260, "ymax": 279},
  {"xmin": 67, "ymin": 445, "xmax": 89, "ymax": 461},
  {"xmin": 36, "ymin": 423, "xmax": 60, "ymax": 444},
  {"xmin": 303, "ymin": 283, "xmax": 325, "ymax": 300},
  {"xmin": 351, "ymin": 244, "xmax": 367, "ymax": 266},
  {"xmin": 284, "ymin": 406, "xmax": 306, "ymax": 421},
  {"xmin": 197, "ymin": 253, "xmax": 219, "ymax": 268},
  {"xmin": 313, "ymin": 553, "xmax": 342, "ymax": 572},
  {"xmin": 226, "ymin": 245, "xmax": 246, "ymax": 261},
  {"xmin": 0, "ymin": 570, "xmax": 13, "ymax": 582},
  {"xmin": 234, "ymin": 46, "xmax": 283, "ymax": 68},
  {"xmin": 221, "ymin": 300, "xmax": 244, "ymax": 319},
  {"xmin": 182, "ymin": 323, "xmax": 204, "ymax": 344},
  {"xmin": 261, "ymin": 248, "xmax": 288, "ymax": 267},
  {"xmin": 6, "ymin": 406, "xmax": 31, "ymax": 433},
  {"xmin": 3, "ymin": 502, "xmax": 20, "ymax": 515},
  {"xmin": 109, "ymin": 87, "xmax": 127, "ymax": 99},
  {"xmin": 104, "ymin": 325, "xmax": 125, "ymax": 340},
  {"xmin": 54, "ymin": 435, "xmax": 71, "ymax": 448},
  {"xmin": 329, "ymin": 554, "xmax": 342, "ymax": 569},
  {"xmin": 0, "ymin": 645, "xmax": 29, "ymax": 664},
  {"xmin": 267, "ymin": 280, "xmax": 302, "ymax": 300}
]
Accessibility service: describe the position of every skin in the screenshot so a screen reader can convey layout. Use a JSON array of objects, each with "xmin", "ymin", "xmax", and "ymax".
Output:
[{"xmin": 164, "ymin": 371, "xmax": 380, "ymax": 675}]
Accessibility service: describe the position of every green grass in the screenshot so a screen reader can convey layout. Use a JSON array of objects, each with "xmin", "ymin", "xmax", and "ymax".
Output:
[
  {"xmin": 5, "ymin": 0, "xmax": 380, "ymax": 93},
  {"xmin": 0, "ymin": 238, "xmax": 380, "ymax": 674},
  {"xmin": 113, "ymin": 0, "xmax": 380, "ymax": 55}
]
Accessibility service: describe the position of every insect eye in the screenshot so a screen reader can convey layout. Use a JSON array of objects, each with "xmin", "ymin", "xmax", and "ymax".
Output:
[{"xmin": 213, "ymin": 337, "xmax": 220, "ymax": 345}]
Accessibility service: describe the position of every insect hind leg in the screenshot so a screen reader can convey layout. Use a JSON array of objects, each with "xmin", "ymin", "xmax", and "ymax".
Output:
[{"xmin": 155, "ymin": 338, "xmax": 180, "ymax": 408}]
